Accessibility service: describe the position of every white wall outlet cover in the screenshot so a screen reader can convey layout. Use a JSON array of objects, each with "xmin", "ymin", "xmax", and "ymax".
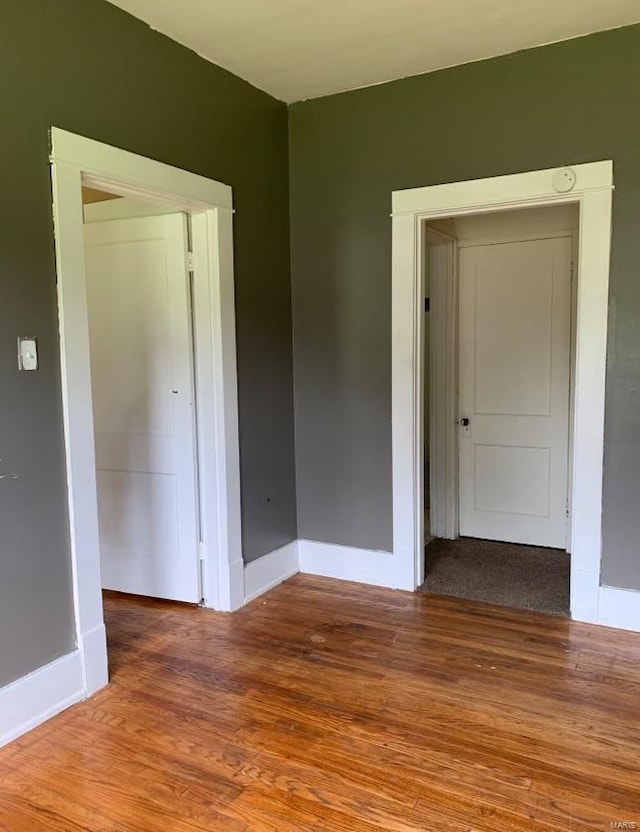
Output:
[
  {"xmin": 552, "ymin": 168, "xmax": 577, "ymax": 193},
  {"xmin": 18, "ymin": 337, "xmax": 38, "ymax": 371}
]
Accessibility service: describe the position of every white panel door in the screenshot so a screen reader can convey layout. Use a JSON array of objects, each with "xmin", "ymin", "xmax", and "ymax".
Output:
[
  {"xmin": 458, "ymin": 236, "xmax": 572, "ymax": 548},
  {"xmin": 84, "ymin": 214, "xmax": 200, "ymax": 602}
]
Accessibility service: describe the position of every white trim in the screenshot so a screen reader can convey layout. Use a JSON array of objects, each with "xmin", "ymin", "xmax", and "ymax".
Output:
[
  {"xmin": 244, "ymin": 541, "xmax": 300, "ymax": 602},
  {"xmin": 50, "ymin": 128, "xmax": 244, "ymax": 708},
  {"xmin": 0, "ymin": 652, "xmax": 84, "ymax": 748},
  {"xmin": 569, "ymin": 570, "xmax": 600, "ymax": 623},
  {"xmin": 53, "ymin": 128, "xmax": 232, "ymax": 211},
  {"xmin": 392, "ymin": 210, "xmax": 425, "ymax": 592},
  {"xmin": 190, "ymin": 211, "xmax": 244, "ymax": 612},
  {"xmin": 598, "ymin": 586, "xmax": 640, "ymax": 632},
  {"xmin": 392, "ymin": 161, "xmax": 614, "ymax": 618},
  {"xmin": 425, "ymin": 228, "xmax": 458, "ymax": 542},
  {"xmin": 298, "ymin": 540, "xmax": 395, "ymax": 588},
  {"xmin": 392, "ymin": 164, "xmax": 611, "ymax": 216},
  {"xmin": 570, "ymin": 186, "xmax": 612, "ymax": 574},
  {"xmin": 80, "ymin": 623, "xmax": 109, "ymax": 696}
]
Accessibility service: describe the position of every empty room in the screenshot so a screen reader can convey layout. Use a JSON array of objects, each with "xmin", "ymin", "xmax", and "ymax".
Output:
[{"xmin": 2, "ymin": 1, "xmax": 640, "ymax": 829}]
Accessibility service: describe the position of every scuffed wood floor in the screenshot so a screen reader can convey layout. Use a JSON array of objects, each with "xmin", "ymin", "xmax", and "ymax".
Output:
[{"xmin": 1, "ymin": 574, "xmax": 640, "ymax": 831}]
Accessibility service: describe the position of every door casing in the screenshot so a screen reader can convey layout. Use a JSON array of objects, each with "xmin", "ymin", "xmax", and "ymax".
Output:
[
  {"xmin": 391, "ymin": 161, "xmax": 613, "ymax": 625},
  {"xmin": 51, "ymin": 127, "xmax": 244, "ymax": 699}
]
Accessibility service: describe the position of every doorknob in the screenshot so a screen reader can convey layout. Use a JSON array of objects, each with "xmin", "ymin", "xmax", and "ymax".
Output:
[{"xmin": 460, "ymin": 417, "xmax": 470, "ymax": 427}]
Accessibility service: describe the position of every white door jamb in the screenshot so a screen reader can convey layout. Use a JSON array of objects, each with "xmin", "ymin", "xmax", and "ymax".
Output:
[{"xmin": 424, "ymin": 227, "xmax": 458, "ymax": 544}]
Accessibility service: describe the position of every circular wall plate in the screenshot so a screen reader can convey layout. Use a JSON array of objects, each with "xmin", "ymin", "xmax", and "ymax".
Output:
[{"xmin": 552, "ymin": 168, "xmax": 577, "ymax": 193}]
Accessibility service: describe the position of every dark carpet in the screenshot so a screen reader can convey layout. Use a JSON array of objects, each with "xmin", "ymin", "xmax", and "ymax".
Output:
[{"xmin": 420, "ymin": 537, "xmax": 570, "ymax": 616}]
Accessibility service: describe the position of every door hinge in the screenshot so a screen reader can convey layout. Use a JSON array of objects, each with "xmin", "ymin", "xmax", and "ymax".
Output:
[
  {"xmin": 425, "ymin": 297, "xmax": 430, "ymax": 312},
  {"xmin": 565, "ymin": 500, "xmax": 570, "ymax": 518},
  {"xmin": 187, "ymin": 251, "xmax": 195, "ymax": 271}
]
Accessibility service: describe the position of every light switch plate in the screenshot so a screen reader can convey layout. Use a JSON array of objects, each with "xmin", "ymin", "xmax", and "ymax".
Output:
[{"xmin": 17, "ymin": 336, "xmax": 38, "ymax": 371}]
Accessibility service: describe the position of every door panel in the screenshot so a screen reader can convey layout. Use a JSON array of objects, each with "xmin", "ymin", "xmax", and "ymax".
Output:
[
  {"xmin": 458, "ymin": 237, "xmax": 572, "ymax": 548},
  {"xmin": 473, "ymin": 259, "xmax": 553, "ymax": 416},
  {"xmin": 84, "ymin": 214, "xmax": 200, "ymax": 602},
  {"xmin": 474, "ymin": 445, "xmax": 550, "ymax": 516}
]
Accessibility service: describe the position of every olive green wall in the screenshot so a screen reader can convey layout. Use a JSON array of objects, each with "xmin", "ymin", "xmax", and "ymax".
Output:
[
  {"xmin": 0, "ymin": 0, "xmax": 295, "ymax": 687},
  {"xmin": 289, "ymin": 24, "xmax": 640, "ymax": 591}
]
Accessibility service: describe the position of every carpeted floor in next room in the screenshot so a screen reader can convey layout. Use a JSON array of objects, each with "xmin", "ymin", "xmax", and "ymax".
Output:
[{"xmin": 420, "ymin": 537, "xmax": 570, "ymax": 616}]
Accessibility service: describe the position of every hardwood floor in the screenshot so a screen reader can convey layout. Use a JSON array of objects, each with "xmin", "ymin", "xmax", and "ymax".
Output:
[{"xmin": 1, "ymin": 575, "xmax": 640, "ymax": 831}]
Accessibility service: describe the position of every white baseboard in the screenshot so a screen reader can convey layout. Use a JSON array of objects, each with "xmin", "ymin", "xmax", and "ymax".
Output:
[
  {"xmin": 243, "ymin": 538, "xmax": 397, "ymax": 602},
  {"xmin": 571, "ymin": 573, "xmax": 640, "ymax": 633},
  {"xmin": 81, "ymin": 623, "xmax": 109, "ymax": 695},
  {"xmin": 244, "ymin": 540, "xmax": 299, "ymax": 602},
  {"xmin": 228, "ymin": 555, "xmax": 247, "ymax": 611},
  {"xmin": 0, "ymin": 651, "xmax": 85, "ymax": 748},
  {"xmin": 570, "ymin": 569, "xmax": 600, "ymax": 624},
  {"xmin": 298, "ymin": 539, "xmax": 395, "ymax": 588},
  {"xmin": 598, "ymin": 585, "xmax": 640, "ymax": 632}
]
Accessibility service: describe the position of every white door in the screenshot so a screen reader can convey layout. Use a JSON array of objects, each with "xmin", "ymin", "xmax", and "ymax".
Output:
[
  {"xmin": 458, "ymin": 236, "xmax": 572, "ymax": 548},
  {"xmin": 84, "ymin": 214, "xmax": 201, "ymax": 602}
]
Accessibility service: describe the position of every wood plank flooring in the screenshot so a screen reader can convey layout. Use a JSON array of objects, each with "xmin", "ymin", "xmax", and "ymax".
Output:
[{"xmin": 1, "ymin": 575, "xmax": 640, "ymax": 831}]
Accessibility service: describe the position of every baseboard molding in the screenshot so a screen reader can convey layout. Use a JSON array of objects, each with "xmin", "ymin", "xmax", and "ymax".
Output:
[
  {"xmin": 0, "ymin": 651, "xmax": 85, "ymax": 748},
  {"xmin": 570, "ymin": 569, "xmax": 599, "ymax": 624},
  {"xmin": 298, "ymin": 539, "xmax": 395, "ymax": 588},
  {"xmin": 244, "ymin": 540, "xmax": 299, "ymax": 602},
  {"xmin": 228, "ymin": 555, "xmax": 247, "ymax": 611},
  {"xmin": 81, "ymin": 623, "xmax": 109, "ymax": 695},
  {"xmin": 598, "ymin": 585, "xmax": 640, "ymax": 632},
  {"xmin": 243, "ymin": 538, "xmax": 397, "ymax": 602}
]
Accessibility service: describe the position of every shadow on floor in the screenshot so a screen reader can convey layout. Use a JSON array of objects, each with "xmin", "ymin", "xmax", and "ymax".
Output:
[{"xmin": 420, "ymin": 537, "xmax": 570, "ymax": 617}]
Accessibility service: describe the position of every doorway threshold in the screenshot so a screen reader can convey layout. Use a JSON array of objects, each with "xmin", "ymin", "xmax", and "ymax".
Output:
[{"xmin": 420, "ymin": 538, "xmax": 569, "ymax": 617}]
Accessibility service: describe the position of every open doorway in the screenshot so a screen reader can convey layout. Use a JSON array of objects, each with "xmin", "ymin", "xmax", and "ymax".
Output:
[
  {"xmin": 392, "ymin": 161, "xmax": 612, "ymax": 624},
  {"xmin": 51, "ymin": 128, "xmax": 244, "ymax": 697},
  {"xmin": 421, "ymin": 205, "xmax": 578, "ymax": 615}
]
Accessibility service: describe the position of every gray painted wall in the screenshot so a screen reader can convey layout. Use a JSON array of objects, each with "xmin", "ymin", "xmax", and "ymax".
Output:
[
  {"xmin": 0, "ymin": 0, "xmax": 296, "ymax": 688},
  {"xmin": 289, "ymin": 25, "xmax": 640, "ymax": 590}
]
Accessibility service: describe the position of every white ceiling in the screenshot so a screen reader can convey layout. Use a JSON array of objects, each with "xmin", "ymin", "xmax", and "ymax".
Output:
[{"xmin": 107, "ymin": 0, "xmax": 640, "ymax": 102}]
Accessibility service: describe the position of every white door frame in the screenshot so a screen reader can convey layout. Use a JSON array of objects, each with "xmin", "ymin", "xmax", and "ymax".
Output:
[
  {"xmin": 424, "ymin": 228, "xmax": 459, "ymax": 541},
  {"xmin": 391, "ymin": 161, "xmax": 613, "ymax": 624},
  {"xmin": 50, "ymin": 127, "xmax": 244, "ymax": 696}
]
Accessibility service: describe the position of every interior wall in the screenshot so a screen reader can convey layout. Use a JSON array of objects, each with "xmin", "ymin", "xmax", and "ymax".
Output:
[
  {"xmin": 0, "ymin": 0, "xmax": 295, "ymax": 689},
  {"xmin": 432, "ymin": 204, "xmax": 579, "ymax": 241},
  {"xmin": 289, "ymin": 24, "xmax": 640, "ymax": 591}
]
